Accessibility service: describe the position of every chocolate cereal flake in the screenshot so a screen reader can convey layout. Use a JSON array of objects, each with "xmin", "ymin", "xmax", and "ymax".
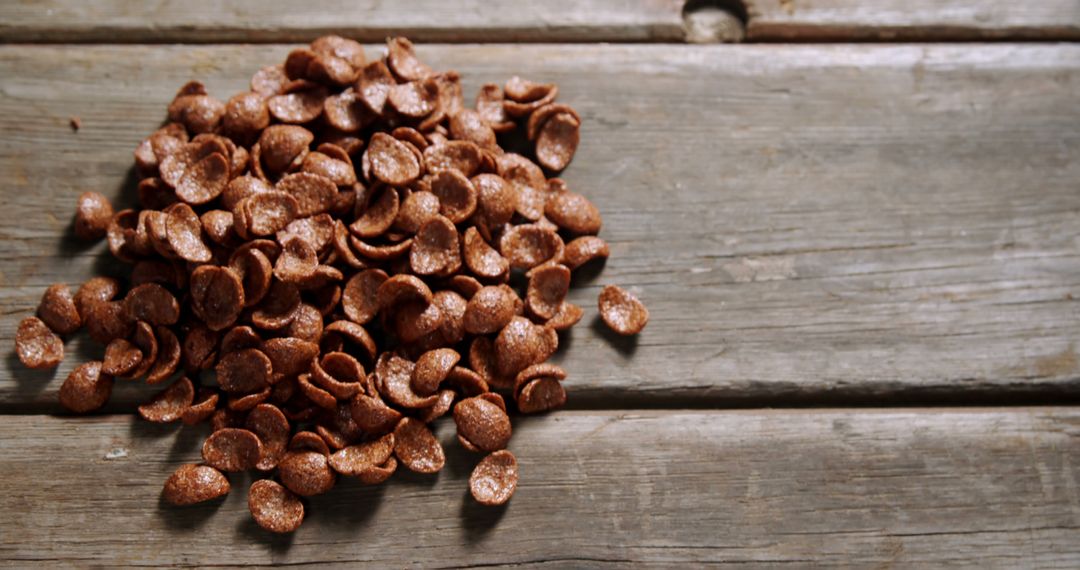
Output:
[
  {"xmin": 393, "ymin": 417, "xmax": 445, "ymax": 474},
  {"xmin": 470, "ymin": 450, "xmax": 518, "ymax": 506},
  {"xmin": 598, "ymin": 285, "xmax": 649, "ymax": 336},
  {"xmin": 16, "ymin": 317, "xmax": 64, "ymax": 369},
  {"xmin": 203, "ymin": 428, "xmax": 262, "ymax": 472},
  {"xmin": 58, "ymin": 361, "xmax": 114, "ymax": 413},
  {"xmin": 248, "ymin": 479, "xmax": 304, "ymax": 533},
  {"xmin": 163, "ymin": 464, "xmax": 230, "ymax": 506}
]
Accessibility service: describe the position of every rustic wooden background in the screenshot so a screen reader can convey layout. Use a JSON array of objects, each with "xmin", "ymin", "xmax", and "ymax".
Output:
[{"xmin": 1, "ymin": 1, "xmax": 1079, "ymax": 567}]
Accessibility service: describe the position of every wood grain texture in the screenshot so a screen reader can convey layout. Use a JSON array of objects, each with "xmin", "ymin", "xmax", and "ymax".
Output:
[
  {"xmin": 0, "ymin": 0, "xmax": 693, "ymax": 43},
  {"xmin": 1, "ymin": 409, "xmax": 1078, "ymax": 567},
  {"xmin": 746, "ymin": 0, "xmax": 1080, "ymax": 41},
  {"xmin": 3, "ymin": 0, "xmax": 1079, "ymax": 43},
  {"xmin": 1, "ymin": 44, "xmax": 1079, "ymax": 412}
]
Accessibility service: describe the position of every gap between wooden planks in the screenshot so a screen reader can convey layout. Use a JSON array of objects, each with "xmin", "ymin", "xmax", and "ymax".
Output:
[
  {"xmin": 0, "ymin": 409, "xmax": 1077, "ymax": 566},
  {"xmin": 1, "ymin": 43, "xmax": 1078, "ymax": 412},
  {"xmin": 0, "ymin": 0, "xmax": 1077, "ymax": 43}
]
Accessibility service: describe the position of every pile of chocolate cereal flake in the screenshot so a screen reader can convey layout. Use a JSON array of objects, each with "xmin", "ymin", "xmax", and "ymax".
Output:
[{"xmin": 14, "ymin": 36, "xmax": 649, "ymax": 533}]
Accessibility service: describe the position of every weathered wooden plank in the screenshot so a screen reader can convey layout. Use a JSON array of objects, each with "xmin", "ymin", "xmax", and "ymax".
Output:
[
  {"xmin": 3, "ymin": 0, "xmax": 1079, "ymax": 43},
  {"xmin": 0, "ymin": 0, "xmax": 694, "ymax": 43},
  {"xmin": 745, "ymin": 0, "xmax": 1080, "ymax": 41},
  {"xmin": 1, "ymin": 409, "xmax": 1078, "ymax": 566},
  {"xmin": 1, "ymin": 44, "xmax": 1079, "ymax": 412}
]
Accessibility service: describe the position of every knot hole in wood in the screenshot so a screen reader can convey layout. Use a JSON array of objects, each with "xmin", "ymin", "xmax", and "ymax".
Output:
[{"xmin": 683, "ymin": 0, "xmax": 747, "ymax": 43}]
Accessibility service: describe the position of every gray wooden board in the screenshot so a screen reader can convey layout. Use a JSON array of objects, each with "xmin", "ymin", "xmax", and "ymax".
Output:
[
  {"xmin": 0, "ymin": 409, "xmax": 1078, "ymax": 567},
  {"xmin": 1, "ymin": 44, "xmax": 1079, "ymax": 412},
  {"xmin": 746, "ymin": 0, "xmax": 1080, "ymax": 41},
  {"xmin": 0, "ymin": 0, "xmax": 692, "ymax": 43},
  {"xmin": 2, "ymin": 0, "xmax": 1079, "ymax": 43}
]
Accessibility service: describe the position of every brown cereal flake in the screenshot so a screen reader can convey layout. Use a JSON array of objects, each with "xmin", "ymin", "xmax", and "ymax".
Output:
[
  {"xmin": 85, "ymin": 300, "xmax": 134, "ymax": 345},
  {"xmin": 546, "ymin": 191, "xmax": 601, "ymax": 235},
  {"xmin": 499, "ymin": 223, "xmax": 564, "ymax": 270},
  {"xmin": 415, "ymin": 388, "xmax": 457, "ymax": 423},
  {"xmin": 322, "ymin": 320, "xmax": 378, "ymax": 363},
  {"xmin": 598, "ymin": 285, "xmax": 649, "ymax": 336},
  {"xmin": 163, "ymin": 464, "xmax": 230, "ymax": 506},
  {"xmin": 290, "ymin": 430, "xmax": 331, "ymax": 456},
  {"xmin": 470, "ymin": 450, "xmax": 518, "ymax": 506},
  {"xmin": 462, "ymin": 227, "xmax": 509, "ymax": 280},
  {"xmin": 245, "ymin": 403, "xmax": 290, "ymax": 470},
  {"xmin": 328, "ymin": 433, "xmax": 395, "ymax": 476},
  {"xmin": 250, "ymin": 279, "xmax": 301, "ymax": 330},
  {"xmin": 365, "ymin": 133, "xmax": 421, "ymax": 186},
  {"xmin": 58, "ymin": 361, "xmax": 114, "ymax": 413},
  {"xmin": 279, "ymin": 451, "xmax": 336, "ymax": 496},
  {"xmin": 38, "ymin": 284, "xmax": 82, "ymax": 335},
  {"xmin": 181, "ymin": 389, "xmax": 219, "ymax": 425},
  {"xmin": 525, "ymin": 263, "xmax": 571, "ymax": 320},
  {"xmin": 410, "ymin": 215, "xmax": 460, "ymax": 276},
  {"xmin": 165, "ymin": 203, "xmax": 213, "ymax": 263},
  {"xmin": 454, "ymin": 396, "xmax": 512, "ymax": 452},
  {"xmin": 394, "ymin": 190, "xmax": 441, "ymax": 234},
  {"xmin": 258, "ymin": 125, "xmax": 314, "ymax": 174},
  {"xmin": 350, "ymin": 184, "xmax": 399, "ymax": 238},
  {"xmin": 203, "ymin": 428, "xmax": 262, "ymax": 472},
  {"xmin": 475, "ymin": 83, "xmax": 515, "ymax": 133},
  {"xmin": 463, "ymin": 286, "xmax": 517, "ymax": 336},
  {"xmin": 224, "ymin": 92, "xmax": 270, "ymax": 144},
  {"xmin": 261, "ymin": 337, "xmax": 319, "ymax": 380},
  {"xmin": 424, "ymin": 140, "xmax": 482, "ymax": 176},
  {"xmin": 229, "ymin": 247, "xmax": 274, "ymax": 308},
  {"xmin": 494, "ymin": 316, "xmax": 557, "ymax": 378},
  {"xmin": 387, "ymin": 78, "xmax": 439, "ymax": 118},
  {"xmin": 216, "ymin": 348, "xmax": 273, "ymax": 393},
  {"xmin": 517, "ymin": 377, "xmax": 567, "ymax": 414},
  {"xmin": 430, "ymin": 169, "xmax": 477, "ymax": 223},
  {"xmin": 268, "ymin": 82, "xmax": 328, "ymax": 124},
  {"xmin": 102, "ymin": 338, "xmax": 143, "ymax": 377},
  {"xmin": 562, "ymin": 236, "xmax": 610, "ymax": 270},
  {"xmin": 74, "ymin": 192, "xmax": 114, "ymax": 241},
  {"xmin": 228, "ymin": 385, "xmax": 272, "ymax": 412},
  {"xmin": 138, "ymin": 376, "xmax": 195, "ymax": 423},
  {"xmin": 376, "ymin": 353, "xmax": 439, "ymax": 409},
  {"xmin": 386, "ymin": 37, "xmax": 432, "ymax": 81},
  {"xmin": 248, "ymin": 479, "xmax": 304, "ymax": 533},
  {"xmin": 341, "ymin": 269, "xmax": 388, "ymax": 325},
  {"xmin": 356, "ymin": 59, "xmax": 396, "ymax": 115},
  {"xmin": 535, "ymin": 112, "xmax": 580, "ymax": 172},
  {"xmin": 323, "ymin": 88, "xmax": 372, "ymax": 133},
  {"xmin": 302, "ymin": 150, "xmax": 356, "ymax": 187},
  {"xmin": 175, "ymin": 151, "xmax": 229, "ymax": 206},
  {"xmin": 274, "ymin": 236, "xmax": 318, "ymax": 283},
  {"xmin": 190, "ymin": 265, "xmax": 245, "ymax": 331},
  {"xmin": 73, "ymin": 276, "xmax": 120, "ymax": 317},
  {"xmin": 375, "ymin": 274, "xmax": 432, "ymax": 311},
  {"xmin": 412, "ymin": 348, "xmax": 459, "ymax": 396},
  {"xmin": 546, "ymin": 302, "xmax": 584, "ymax": 331},
  {"xmin": 349, "ymin": 393, "xmax": 403, "ymax": 435},
  {"xmin": 393, "ymin": 418, "xmax": 445, "ymax": 474},
  {"xmin": 128, "ymin": 321, "xmax": 159, "ymax": 379},
  {"xmin": 297, "ymin": 373, "xmax": 338, "ymax": 409},
  {"xmin": 284, "ymin": 302, "xmax": 324, "ymax": 343},
  {"xmin": 201, "ymin": 209, "xmax": 236, "ymax": 245},
  {"xmin": 311, "ymin": 352, "xmax": 365, "ymax": 398}
]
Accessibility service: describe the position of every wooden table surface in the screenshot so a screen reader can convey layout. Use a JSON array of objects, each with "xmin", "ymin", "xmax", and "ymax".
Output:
[{"xmin": 2, "ymin": 1, "xmax": 1079, "ymax": 567}]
